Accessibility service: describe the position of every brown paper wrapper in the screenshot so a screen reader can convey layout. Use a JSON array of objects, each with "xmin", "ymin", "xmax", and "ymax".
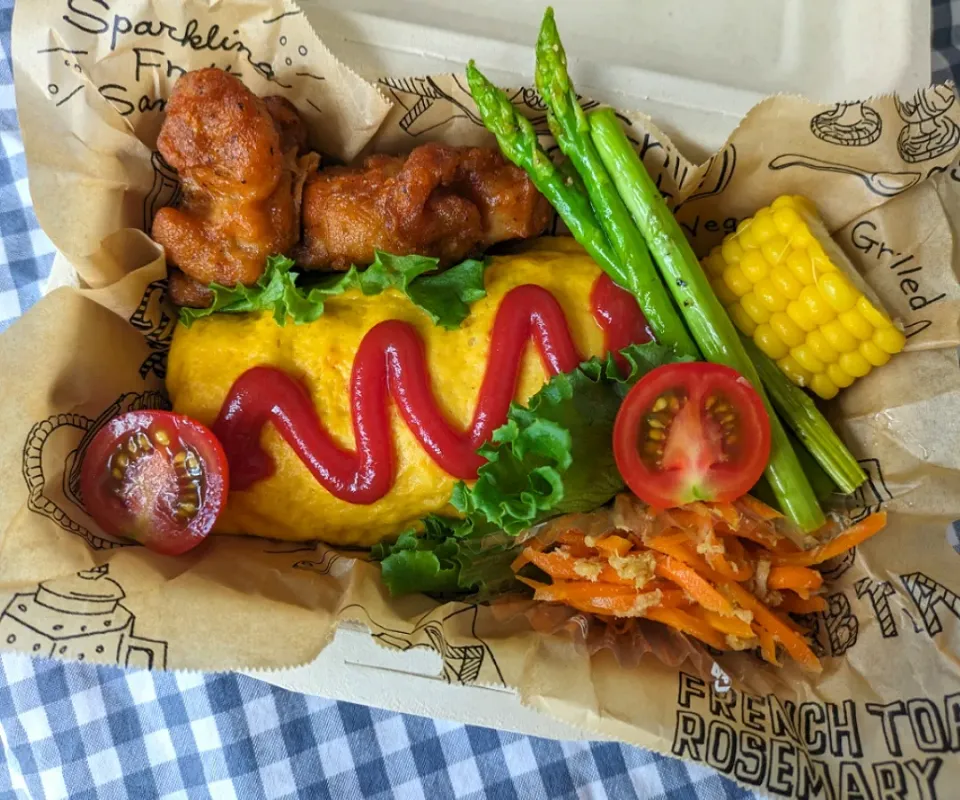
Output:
[{"xmin": 4, "ymin": 1, "xmax": 960, "ymax": 796}]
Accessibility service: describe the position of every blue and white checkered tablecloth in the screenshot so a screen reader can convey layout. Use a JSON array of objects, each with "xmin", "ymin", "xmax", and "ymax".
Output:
[{"xmin": 2, "ymin": 2, "xmax": 958, "ymax": 798}]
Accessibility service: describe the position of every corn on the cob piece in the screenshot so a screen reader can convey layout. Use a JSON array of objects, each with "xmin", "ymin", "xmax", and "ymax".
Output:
[{"xmin": 704, "ymin": 196, "xmax": 906, "ymax": 399}]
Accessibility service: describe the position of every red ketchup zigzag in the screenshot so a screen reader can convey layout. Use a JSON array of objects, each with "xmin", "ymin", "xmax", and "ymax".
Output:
[{"xmin": 212, "ymin": 274, "xmax": 650, "ymax": 504}]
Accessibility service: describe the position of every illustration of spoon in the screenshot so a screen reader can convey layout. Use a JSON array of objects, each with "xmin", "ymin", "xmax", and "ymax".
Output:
[{"xmin": 768, "ymin": 153, "xmax": 921, "ymax": 197}]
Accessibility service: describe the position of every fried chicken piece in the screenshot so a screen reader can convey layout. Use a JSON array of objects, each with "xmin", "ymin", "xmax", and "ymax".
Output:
[
  {"xmin": 455, "ymin": 146, "xmax": 552, "ymax": 245},
  {"xmin": 263, "ymin": 95, "xmax": 309, "ymax": 155},
  {"xmin": 297, "ymin": 142, "xmax": 550, "ymax": 270},
  {"xmin": 167, "ymin": 270, "xmax": 214, "ymax": 308},
  {"xmin": 152, "ymin": 68, "xmax": 317, "ymax": 301}
]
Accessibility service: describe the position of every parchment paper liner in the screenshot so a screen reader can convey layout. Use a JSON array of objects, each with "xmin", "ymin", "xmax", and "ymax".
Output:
[{"xmin": 3, "ymin": 2, "xmax": 960, "ymax": 796}]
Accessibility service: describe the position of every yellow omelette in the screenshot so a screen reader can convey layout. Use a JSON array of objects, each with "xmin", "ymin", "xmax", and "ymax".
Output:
[{"xmin": 166, "ymin": 238, "xmax": 608, "ymax": 547}]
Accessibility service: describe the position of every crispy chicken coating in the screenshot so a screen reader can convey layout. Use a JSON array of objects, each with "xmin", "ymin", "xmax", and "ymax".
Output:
[
  {"xmin": 151, "ymin": 69, "xmax": 550, "ymax": 308},
  {"xmin": 297, "ymin": 142, "xmax": 551, "ymax": 269},
  {"xmin": 152, "ymin": 69, "xmax": 316, "ymax": 305},
  {"xmin": 166, "ymin": 270, "xmax": 214, "ymax": 308}
]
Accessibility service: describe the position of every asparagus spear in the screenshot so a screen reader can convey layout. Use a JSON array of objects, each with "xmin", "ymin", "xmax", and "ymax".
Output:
[
  {"xmin": 754, "ymin": 425, "xmax": 840, "ymax": 510},
  {"xmin": 532, "ymin": 10, "xmax": 699, "ymax": 359},
  {"xmin": 466, "ymin": 60, "xmax": 697, "ymax": 357},
  {"xmin": 741, "ymin": 336, "xmax": 867, "ymax": 494},
  {"xmin": 465, "ymin": 62, "xmax": 623, "ymax": 284},
  {"xmin": 589, "ymin": 106, "xmax": 826, "ymax": 532}
]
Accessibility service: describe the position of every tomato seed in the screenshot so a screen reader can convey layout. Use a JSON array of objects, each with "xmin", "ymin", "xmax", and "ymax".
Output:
[
  {"xmin": 184, "ymin": 452, "xmax": 201, "ymax": 475},
  {"xmin": 652, "ymin": 396, "xmax": 668, "ymax": 412},
  {"xmin": 153, "ymin": 429, "xmax": 170, "ymax": 446}
]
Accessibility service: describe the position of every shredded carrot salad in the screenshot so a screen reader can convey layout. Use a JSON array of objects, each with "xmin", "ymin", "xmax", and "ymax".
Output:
[{"xmin": 512, "ymin": 494, "xmax": 886, "ymax": 672}]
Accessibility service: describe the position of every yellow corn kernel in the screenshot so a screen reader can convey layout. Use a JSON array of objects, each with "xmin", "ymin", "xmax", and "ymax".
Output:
[
  {"xmin": 805, "ymin": 330, "xmax": 839, "ymax": 364},
  {"xmin": 703, "ymin": 248, "xmax": 727, "ymax": 278},
  {"xmin": 859, "ymin": 340, "xmax": 890, "ymax": 367},
  {"xmin": 809, "ymin": 373, "xmax": 839, "ymax": 400},
  {"xmin": 786, "ymin": 300, "xmax": 819, "ymax": 333},
  {"xmin": 873, "ymin": 325, "xmax": 906, "ymax": 355},
  {"xmin": 791, "ymin": 343, "xmax": 825, "ymax": 374},
  {"xmin": 754, "ymin": 324, "xmax": 789, "ymax": 360},
  {"xmin": 808, "ymin": 241, "xmax": 837, "ymax": 275},
  {"xmin": 736, "ymin": 220, "xmax": 759, "ymax": 250},
  {"xmin": 820, "ymin": 319, "xmax": 858, "ymax": 353},
  {"xmin": 817, "ymin": 272, "xmax": 858, "ymax": 313},
  {"xmin": 815, "ymin": 256, "xmax": 838, "ymax": 275},
  {"xmin": 770, "ymin": 265, "xmax": 803, "ymax": 300},
  {"xmin": 838, "ymin": 351, "xmax": 872, "ymax": 378},
  {"xmin": 777, "ymin": 355, "xmax": 812, "ymax": 387},
  {"xmin": 771, "ymin": 195, "xmax": 796, "ymax": 211},
  {"xmin": 785, "ymin": 250, "xmax": 815, "ymax": 285},
  {"xmin": 769, "ymin": 312, "xmax": 805, "ymax": 348},
  {"xmin": 798, "ymin": 285, "xmax": 835, "ymax": 326},
  {"xmin": 713, "ymin": 195, "xmax": 903, "ymax": 398},
  {"xmin": 773, "ymin": 206, "xmax": 802, "ymax": 237},
  {"xmin": 711, "ymin": 277, "xmax": 739, "ymax": 307},
  {"xmin": 856, "ymin": 296, "xmax": 893, "ymax": 329},
  {"xmin": 729, "ymin": 303, "xmax": 758, "ymax": 336},
  {"xmin": 723, "ymin": 265, "xmax": 752, "ymax": 298},
  {"xmin": 838, "ymin": 309, "xmax": 874, "ymax": 341},
  {"xmin": 827, "ymin": 363, "xmax": 855, "ymax": 389},
  {"xmin": 740, "ymin": 250, "xmax": 770, "ymax": 283},
  {"xmin": 761, "ymin": 235, "xmax": 790, "ymax": 267},
  {"xmin": 786, "ymin": 222, "xmax": 814, "ymax": 249},
  {"xmin": 754, "ymin": 278, "xmax": 788, "ymax": 312},
  {"xmin": 721, "ymin": 238, "xmax": 745, "ymax": 265},
  {"xmin": 752, "ymin": 213, "xmax": 778, "ymax": 245},
  {"xmin": 740, "ymin": 292, "xmax": 771, "ymax": 325}
]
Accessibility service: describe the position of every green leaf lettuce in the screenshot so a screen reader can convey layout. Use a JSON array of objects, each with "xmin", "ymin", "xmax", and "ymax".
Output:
[
  {"xmin": 374, "ymin": 341, "xmax": 685, "ymax": 596},
  {"xmin": 452, "ymin": 341, "xmax": 682, "ymax": 535},
  {"xmin": 371, "ymin": 516, "xmax": 516, "ymax": 598},
  {"xmin": 179, "ymin": 252, "xmax": 488, "ymax": 330}
]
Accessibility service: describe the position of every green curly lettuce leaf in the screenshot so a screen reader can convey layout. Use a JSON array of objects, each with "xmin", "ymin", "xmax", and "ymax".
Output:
[
  {"xmin": 178, "ymin": 255, "xmax": 349, "ymax": 327},
  {"xmin": 405, "ymin": 258, "xmax": 489, "ymax": 329},
  {"xmin": 373, "ymin": 341, "xmax": 685, "ymax": 596},
  {"xmin": 452, "ymin": 341, "xmax": 683, "ymax": 535},
  {"xmin": 179, "ymin": 252, "xmax": 487, "ymax": 329},
  {"xmin": 455, "ymin": 536, "xmax": 527, "ymax": 600},
  {"xmin": 371, "ymin": 515, "xmax": 516, "ymax": 597},
  {"xmin": 371, "ymin": 522, "xmax": 462, "ymax": 597},
  {"xmin": 354, "ymin": 251, "xmax": 436, "ymax": 294}
]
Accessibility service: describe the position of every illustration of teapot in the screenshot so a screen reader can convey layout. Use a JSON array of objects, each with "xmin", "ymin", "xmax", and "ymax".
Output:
[
  {"xmin": 810, "ymin": 101, "xmax": 882, "ymax": 147},
  {"xmin": 895, "ymin": 85, "xmax": 960, "ymax": 163},
  {"xmin": 0, "ymin": 565, "xmax": 168, "ymax": 668}
]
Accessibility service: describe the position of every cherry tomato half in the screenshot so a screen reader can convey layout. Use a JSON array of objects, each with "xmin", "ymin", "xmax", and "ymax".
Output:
[
  {"xmin": 613, "ymin": 363, "xmax": 771, "ymax": 508},
  {"xmin": 80, "ymin": 411, "xmax": 228, "ymax": 555}
]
